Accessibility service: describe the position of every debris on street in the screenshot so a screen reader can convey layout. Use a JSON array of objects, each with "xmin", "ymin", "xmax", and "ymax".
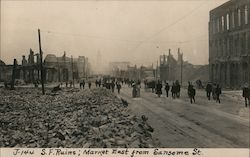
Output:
[{"xmin": 0, "ymin": 87, "xmax": 156, "ymax": 148}]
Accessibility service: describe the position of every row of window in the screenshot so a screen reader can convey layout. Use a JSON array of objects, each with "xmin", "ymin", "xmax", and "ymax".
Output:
[
  {"xmin": 210, "ymin": 5, "xmax": 249, "ymax": 34},
  {"xmin": 209, "ymin": 33, "xmax": 250, "ymax": 58}
]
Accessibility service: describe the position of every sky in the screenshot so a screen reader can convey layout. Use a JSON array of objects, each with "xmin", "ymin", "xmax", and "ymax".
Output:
[{"xmin": 1, "ymin": 0, "xmax": 228, "ymax": 71}]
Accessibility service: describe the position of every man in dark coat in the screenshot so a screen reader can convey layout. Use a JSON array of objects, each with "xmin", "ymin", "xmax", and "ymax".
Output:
[
  {"xmin": 88, "ymin": 81, "xmax": 91, "ymax": 89},
  {"xmin": 206, "ymin": 83, "xmax": 213, "ymax": 100},
  {"xmin": 188, "ymin": 82, "xmax": 195, "ymax": 104},
  {"xmin": 175, "ymin": 80, "xmax": 181, "ymax": 98},
  {"xmin": 111, "ymin": 81, "xmax": 115, "ymax": 92},
  {"xmin": 171, "ymin": 82, "xmax": 176, "ymax": 99},
  {"xmin": 242, "ymin": 83, "xmax": 250, "ymax": 107},
  {"xmin": 156, "ymin": 80, "xmax": 162, "ymax": 97},
  {"xmin": 151, "ymin": 80, "xmax": 156, "ymax": 93},
  {"xmin": 98, "ymin": 79, "xmax": 102, "ymax": 87},
  {"xmin": 116, "ymin": 82, "xmax": 121, "ymax": 94},
  {"xmin": 95, "ymin": 80, "xmax": 98, "ymax": 87},
  {"xmin": 215, "ymin": 84, "xmax": 222, "ymax": 103},
  {"xmin": 132, "ymin": 82, "xmax": 137, "ymax": 98},
  {"xmin": 165, "ymin": 83, "xmax": 170, "ymax": 97}
]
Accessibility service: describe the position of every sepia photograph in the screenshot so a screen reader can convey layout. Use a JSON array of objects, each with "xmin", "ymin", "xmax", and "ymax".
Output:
[{"xmin": 0, "ymin": 0, "xmax": 249, "ymax": 155}]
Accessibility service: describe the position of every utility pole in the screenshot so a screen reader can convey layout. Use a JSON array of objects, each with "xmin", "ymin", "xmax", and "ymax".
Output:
[
  {"xmin": 179, "ymin": 48, "xmax": 183, "ymax": 85},
  {"xmin": 181, "ymin": 57, "xmax": 183, "ymax": 85},
  {"xmin": 38, "ymin": 29, "xmax": 45, "ymax": 95},
  {"xmin": 11, "ymin": 59, "xmax": 17, "ymax": 90},
  {"xmin": 63, "ymin": 51, "xmax": 66, "ymax": 82},
  {"xmin": 71, "ymin": 55, "xmax": 74, "ymax": 87},
  {"xmin": 168, "ymin": 49, "xmax": 171, "ymax": 81},
  {"xmin": 156, "ymin": 60, "xmax": 158, "ymax": 80},
  {"xmin": 57, "ymin": 58, "xmax": 61, "ymax": 82}
]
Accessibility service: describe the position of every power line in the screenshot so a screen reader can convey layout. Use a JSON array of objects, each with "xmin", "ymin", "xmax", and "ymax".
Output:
[
  {"xmin": 129, "ymin": 0, "xmax": 208, "ymax": 53},
  {"xmin": 41, "ymin": 29, "xmax": 208, "ymax": 45},
  {"xmin": 41, "ymin": 30, "xmax": 144, "ymax": 43}
]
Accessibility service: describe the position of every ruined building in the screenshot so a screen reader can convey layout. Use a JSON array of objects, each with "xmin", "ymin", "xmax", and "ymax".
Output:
[
  {"xmin": 158, "ymin": 49, "xmax": 209, "ymax": 84},
  {"xmin": 159, "ymin": 49, "xmax": 183, "ymax": 81},
  {"xmin": 0, "ymin": 49, "xmax": 90, "ymax": 83},
  {"xmin": 44, "ymin": 52, "xmax": 89, "ymax": 82},
  {"xmin": 209, "ymin": 0, "xmax": 250, "ymax": 88}
]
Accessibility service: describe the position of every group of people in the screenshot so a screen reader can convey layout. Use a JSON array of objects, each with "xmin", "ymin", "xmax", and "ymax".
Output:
[
  {"xmin": 205, "ymin": 83, "xmax": 222, "ymax": 103},
  {"xmin": 155, "ymin": 81, "xmax": 181, "ymax": 99},
  {"xmin": 144, "ymin": 79, "xmax": 223, "ymax": 104},
  {"xmin": 59, "ymin": 76, "xmax": 249, "ymax": 107},
  {"xmin": 79, "ymin": 80, "xmax": 92, "ymax": 89},
  {"xmin": 102, "ymin": 79, "xmax": 122, "ymax": 94}
]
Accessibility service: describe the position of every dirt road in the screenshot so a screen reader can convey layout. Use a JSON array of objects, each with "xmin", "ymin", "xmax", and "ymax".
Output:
[{"xmin": 118, "ymin": 85, "xmax": 249, "ymax": 148}]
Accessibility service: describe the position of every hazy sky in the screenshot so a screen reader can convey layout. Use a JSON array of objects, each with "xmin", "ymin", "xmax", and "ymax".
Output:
[{"xmin": 1, "ymin": 0, "xmax": 228, "ymax": 69}]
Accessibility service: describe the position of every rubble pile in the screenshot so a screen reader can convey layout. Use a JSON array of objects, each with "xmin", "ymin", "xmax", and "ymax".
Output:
[{"xmin": 0, "ymin": 87, "xmax": 156, "ymax": 148}]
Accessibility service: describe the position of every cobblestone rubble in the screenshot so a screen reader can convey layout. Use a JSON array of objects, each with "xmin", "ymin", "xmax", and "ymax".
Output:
[{"xmin": 0, "ymin": 87, "xmax": 156, "ymax": 148}]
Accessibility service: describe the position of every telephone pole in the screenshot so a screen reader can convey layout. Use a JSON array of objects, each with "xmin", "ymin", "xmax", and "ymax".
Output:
[
  {"xmin": 178, "ymin": 48, "xmax": 183, "ymax": 85},
  {"xmin": 71, "ymin": 55, "xmax": 75, "ymax": 87},
  {"xmin": 38, "ymin": 29, "xmax": 45, "ymax": 95},
  {"xmin": 168, "ymin": 49, "xmax": 171, "ymax": 81},
  {"xmin": 11, "ymin": 59, "xmax": 17, "ymax": 90}
]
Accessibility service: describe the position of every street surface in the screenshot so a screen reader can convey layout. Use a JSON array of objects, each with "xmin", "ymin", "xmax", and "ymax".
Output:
[
  {"xmin": 118, "ymin": 85, "xmax": 249, "ymax": 148},
  {"xmin": 2, "ymin": 83, "xmax": 249, "ymax": 148}
]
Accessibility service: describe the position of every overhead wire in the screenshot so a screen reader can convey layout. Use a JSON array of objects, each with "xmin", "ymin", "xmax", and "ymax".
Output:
[
  {"xmin": 40, "ymin": 1, "xmax": 209, "ymax": 53},
  {"xmin": 129, "ymin": 0, "xmax": 209, "ymax": 52},
  {"xmin": 40, "ymin": 29, "xmax": 208, "ymax": 45}
]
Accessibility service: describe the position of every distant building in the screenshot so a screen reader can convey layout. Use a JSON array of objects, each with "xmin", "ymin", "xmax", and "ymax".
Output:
[
  {"xmin": 109, "ymin": 61, "xmax": 130, "ymax": 76},
  {"xmin": 209, "ymin": 0, "xmax": 250, "ymax": 88},
  {"xmin": 159, "ymin": 49, "xmax": 183, "ymax": 81},
  {"xmin": 0, "ymin": 49, "xmax": 90, "ymax": 83},
  {"xmin": 44, "ymin": 52, "xmax": 89, "ymax": 82}
]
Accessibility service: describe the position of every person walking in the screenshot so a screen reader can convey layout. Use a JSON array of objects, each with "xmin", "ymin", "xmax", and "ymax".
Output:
[
  {"xmin": 165, "ymin": 82, "xmax": 170, "ymax": 97},
  {"xmin": 111, "ymin": 81, "xmax": 115, "ymax": 92},
  {"xmin": 171, "ymin": 82, "xmax": 176, "ymax": 99},
  {"xmin": 242, "ymin": 83, "xmax": 250, "ymax": 107},
  {"xmin": 80, "ymin": 80, "xmax": 83, "ymax": 89},
  {"xmin": 151, "ymin": 80, "xmax": 156, "ymax": 93},
  {"xmin": 88, "ymin": 80, "xmax": 92, "ymax": 89},
  {"xmin": 156, "ymin": 80, "xmax": 163, "ymax": 97},
  {"xmin": 188, "ymin": 82, "xmax": 196, "ymax": 104},
  {"xmin": 176, "ymin": 80, "xmax": 181, "ymax": 98},
  {"xmin": 206, "ymin": 82, "xmax": 213, "ymax": 100},
  {"xmin": 132, "ymin": 82, "xmax": 137, "ymax": 98},
  {"xmin": 215, "ymin": 84, "xmax": 221, "ymax": 103},
  {"xmin": 98, "ymin": 79, "xmax": 102, "ymax": 87},
  {"xmin": 116, "ymin": 82, "xmax": 121, "ymax": 94},
  {"xmin": 212, "ymin": 83, "xmax": 217, "ymax": 100},
  {"xmin": 95, "ymin": 80, "xmax": 98, "ymax": 87}
]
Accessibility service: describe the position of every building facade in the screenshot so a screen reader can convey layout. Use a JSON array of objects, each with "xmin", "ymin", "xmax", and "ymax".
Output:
[
  {"xmin": 44, "ymin": 52, "xmax": 89, "ymax": 82},
  {"xmin": 209, "ymin": 0, "xmax": 250, "ymax": 88},
  {"xmin": 159, "ymin": 49, "xmax": 183, "ymax": 81},
  {"xmin": 0, "ymin": 49, "xmax": 90, "ymax": 83}
]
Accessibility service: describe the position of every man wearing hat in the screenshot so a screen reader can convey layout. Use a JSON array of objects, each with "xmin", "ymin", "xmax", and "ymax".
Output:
[{"xmin": 242, "ymin": 83, "xmax": 250, "ymax": 107}]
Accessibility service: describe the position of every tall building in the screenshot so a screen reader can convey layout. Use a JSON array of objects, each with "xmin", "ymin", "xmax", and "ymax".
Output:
[
  {"xmin": 209, "ymin": 0, "xmax": 250, "ymax": 88},
  {"xmin": 159, "ymin": 49, "xmax": 182, "ymax": 81},
  {"xmin": 44, "ymin": 52, "xmax": 89, "ymax": 82}
]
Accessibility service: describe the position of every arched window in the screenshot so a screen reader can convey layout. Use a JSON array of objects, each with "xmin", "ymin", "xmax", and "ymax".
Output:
[
  {"xmin": 238, "ymin": 9, "xmax": 241, "ymax": 26},
  {"xmin": 217, "ymin": 18, "xmax": 220, "ymax": 32},
  {"xmin": 221, "ymin": 16, "xmax": 225, "ymax": 31},
  {"xmin": 245, "ymin": 5, "xmax": 248, "ymax": 24},
  {"xmin": 226, "ymin": 14, "xmax": 230, "ymax": 30},
  {"xmin": 232, "ymin": 11, "xmax": 235, "ymax": 28}
]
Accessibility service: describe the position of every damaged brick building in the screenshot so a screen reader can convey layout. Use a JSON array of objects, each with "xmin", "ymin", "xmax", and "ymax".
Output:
[
  {"xmin": 159, "ymin": 49, "xmax": 183, "ymax": 81},
  {"xmin": 0, "ymin": 49, "xmax": 90, "ymax": 83},
  {"xmin": 209, "ymin": 0, "xmax": 250, "ymax": 88},
  {"xmin": 158, "ymin": 48, "xmax": 209, "ymax": 84}
]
